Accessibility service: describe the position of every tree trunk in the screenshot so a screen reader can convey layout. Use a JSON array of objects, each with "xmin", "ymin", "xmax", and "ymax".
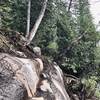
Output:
[
  {"xmin": 0, "ymin": 76, "xmax": 28, "ymax": 100},
  {"xmin": 26, "ymin": 0, "xmax": 48, "ymax": 45},
  {"xmin": 68, "ymin": 0, "xmax": 73, "ymax": 12},
  {"xmin": 26, "ymin": 0, "xmax": 31, "ymax": 38},
  {"xmin": 0, "ymin": 53, "xmax": 70, "ymax": 100}
]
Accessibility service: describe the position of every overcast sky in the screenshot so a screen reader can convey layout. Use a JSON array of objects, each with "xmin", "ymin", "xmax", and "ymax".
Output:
[{"xmin": 89, "ymin": 0, "xmax": 100, "ymax": 29}]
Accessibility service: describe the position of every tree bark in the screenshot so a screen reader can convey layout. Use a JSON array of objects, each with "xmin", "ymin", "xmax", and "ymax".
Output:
[
  {"xmin": 26, "ymin": 0, "xmax": 31, "ymax": 38},
  {"xmin": 0, "ymin": 14, "xmax": 2, "ymax": 28},
  {"xmin": 0, "ymin": 76, "xmax": 28, "ymax": 100},
  {"xmin": 68, "ymin": 0, "xmax": 73, "ymax": 12},
  {"xmin": 0, "ymin": 53, "xmax": 70, "ymax": 100},
  {"xmin": 26, "ymin": 0, "xmax": 48, "ymax": 45}
]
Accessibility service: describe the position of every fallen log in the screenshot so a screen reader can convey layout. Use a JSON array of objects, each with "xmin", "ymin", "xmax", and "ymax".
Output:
[
  {"xmin": 0, "ymin": 53, "xmax": 43, "ymax": 97},
  {"xmin": 0, "ymin": 52, "xmax": 71, "ymax": 100},
  {"xmin": 0, "ymin": 32, "xmax": 70, "ymax": 100}
]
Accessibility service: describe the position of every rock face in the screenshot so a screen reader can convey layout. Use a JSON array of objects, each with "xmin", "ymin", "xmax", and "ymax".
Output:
[{"xmin": 0, "ymin": 53, "xmax": 70, "ymax": 100}]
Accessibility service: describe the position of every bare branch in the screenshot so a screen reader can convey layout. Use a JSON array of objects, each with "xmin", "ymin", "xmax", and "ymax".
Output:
[
  {"xmin": 68, "ymin": 0, "xmax": 73, "ymax": 12},
  {"xmin": 26, "ymin": 0, "xmax": 48, "ymax": 45},
  {"xmin": 26, "ymin": 0, "xmax": 31, "ymax": 38}
]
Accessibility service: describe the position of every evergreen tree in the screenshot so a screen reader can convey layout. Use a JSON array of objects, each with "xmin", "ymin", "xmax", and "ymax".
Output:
[
  {"xmin": 0, "ymin": 0, "xmax": 98, "ymax": 76},
  {"xmin": 75, "ymin": 0, "xmax": 97, "ymax": 76}
]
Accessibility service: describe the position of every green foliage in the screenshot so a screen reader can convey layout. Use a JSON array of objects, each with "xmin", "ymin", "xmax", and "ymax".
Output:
[
  {"xmin": 1, "ymin": 0, "xmax": 100, "ymax": 98},
  {"xmin": 0, "ymin": 0, "xmax": 99, "ymax": 83},
  {"xmin": 82, "ymin": 76, "xmax": 100, "ymax": 99},
  {"xmin": 0, "ymin": 0, "xmax": 27, "ymax": 32},
  {"xmin": 47, "ymin": 41, "xmax": 58, "ymax": 51}
]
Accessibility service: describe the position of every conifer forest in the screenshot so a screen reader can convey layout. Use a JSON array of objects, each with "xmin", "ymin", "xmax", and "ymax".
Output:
[{"xmin": 0, "ymin": 0, "xmax": 100, "ymax": 100}]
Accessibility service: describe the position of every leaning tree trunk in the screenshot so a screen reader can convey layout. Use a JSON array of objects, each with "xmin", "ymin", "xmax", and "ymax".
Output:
[{"xmin": 26, "ymin": 0, "xmax": 48, "ymax": 45}]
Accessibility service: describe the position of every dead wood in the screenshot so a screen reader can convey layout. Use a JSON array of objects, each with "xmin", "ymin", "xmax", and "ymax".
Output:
[{"xmin": 0, "ymin": 31, "xmax": 71, "ymax": 100}]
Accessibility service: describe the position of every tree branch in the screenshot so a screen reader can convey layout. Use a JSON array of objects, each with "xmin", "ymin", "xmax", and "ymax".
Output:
[
  {"xmin": 26, "ymin": 0, "xmax": 48, "ymax": 45},
  {"xmin": 68, "ymin": 0, "xmax": 73, "ymax": 12},
  {"xmin": 26, "ymin": 0, "xmax": 31, "ymax": 38}
]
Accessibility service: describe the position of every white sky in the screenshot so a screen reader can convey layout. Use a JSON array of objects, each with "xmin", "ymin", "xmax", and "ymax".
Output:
[
  {"xmin": 89, "ymin": 0, "xmax": 100, "ymax": 46},
  {"xmin": 89, "ymin": 0, "xmax": 100, "ymax": 29}
]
